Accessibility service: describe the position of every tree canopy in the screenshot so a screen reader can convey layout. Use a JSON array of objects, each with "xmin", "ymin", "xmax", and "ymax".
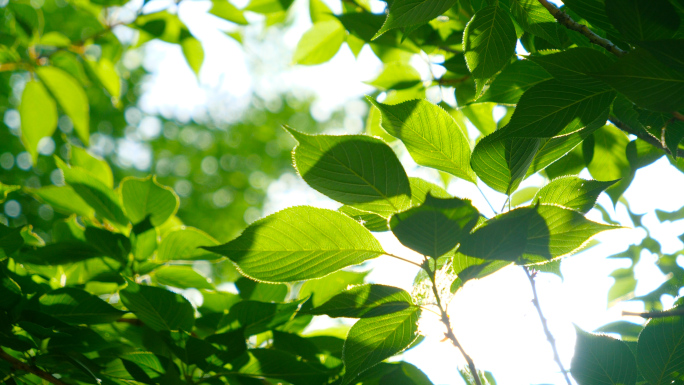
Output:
[{"xmin": 1, "ymin": 0, "xmax": 684, "ymax": 384}]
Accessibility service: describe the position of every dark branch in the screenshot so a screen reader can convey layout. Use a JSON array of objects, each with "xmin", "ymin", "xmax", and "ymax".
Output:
[
  {"xmin": 424, "ymin": 259, "xmax": 483, "ymax": 385},
  {"xmin": 609, "ymin": 116, "xmax": 684, "ymax": 158},
  {"xmin": 523, "ymin": 266, "xmax": 572, "ymax": 385},
  {"xmin": 0, "ymin": 348, "xmax": 68, "ymax": 385},
  {"xmin": 622, "ymin": 308, "xmax": 684, "ymax": 318},
  {"xmin": 536, "ymin": 0, "xmax": 626, "ymax": 57}
]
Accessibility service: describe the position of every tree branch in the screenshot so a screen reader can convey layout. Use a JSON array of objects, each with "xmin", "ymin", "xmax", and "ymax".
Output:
[
  {"xmin": 622, "ymin": 308, "xmax": 684, "ymax": 318},
  {"xmin": 424, "ymin": 260, "xmax": 483, "ymax": 385},
  {"xmin": 523, "ymin": 266, "xmax": 572, "ymax": 385},
  {"xmin": 536, "ymin": 0, "xmax": 626, "ymax": 57},
  {"xmin": 0, "ymin": 348, "xmax": 67, "ymax": 385},
  {"xmin": 609, "ymin": 116, "xmax": 684, "ymax": 158}
]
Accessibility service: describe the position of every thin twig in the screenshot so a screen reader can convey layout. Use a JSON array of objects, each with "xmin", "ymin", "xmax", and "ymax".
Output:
[
  {"xmin": 609, "ymin": 116, "xmax": 684, "ymax": 158},
  {"xmin": 536, "ymin": 0, "xmax": 625, "ymax": 57},
  {"xmin": 622, "ymin": 308, "xmax": 684, "ymax": 318},
  {"xmin": 384, "ymin": 252, "xmax": 424, "ymax": 268},
  {"xmin": 523, "ymin": 266, "xmax": 572, "ymax": 385},
  {"xmin": 0, "ymin": 348, "xmax": 67, "ymax": 385},
  {"xmin": 424, "ymin": 262, "xmax": 483, "ymax": 385}
]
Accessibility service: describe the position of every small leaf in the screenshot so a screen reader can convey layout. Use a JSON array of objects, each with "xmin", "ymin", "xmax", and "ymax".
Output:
[
  {"xmin": 636, "ymin": 314, "xmax": 684, "ymax": 385},
  {"xmin": 157, "ymin": 227, "xmax": 220, "ymax": 261},
  {"xmin": 593, "ymin": 48, "xmax": 684, "ymax": 113},
  {"xmin": 309, "ymin": 284, "xmax": 414, "ymax": 318},
  {"xmin": 120, "ymin": 280, "xmax": 195, "ymax": 332},
  {"xmin": 342, "ymin": 307, "xmax": 421, "ymax": 384},
  {"xmin": 534, "ymin": 176, "xmax": 617, "ymax": 214},
  {"xmin": 373, "ymin": 0, "xmax": 457, "ymax": 39},
  {"xmin": 293, "ymin": 20, "xmax": 346, "ymax": 65},
  {"xmin": 369, "ymin": 98, "xmax": 476, "ymax": 183},
  {"xmin": 154, "ymin": 265, "xmax": 214, "ymax": 290},
  {"xmin": 121, "ymin": 176, "xmax": 179, "ymax": 226},
  {"xmin": 570, "ymin": 327, "xmax": 637, "ymax": 385},
  {"xmin": 40, "ymin": 287, "xmax": 125, "ymax": 324},
  {"xmin": 210, "ymin": 0, "xmax": 248, "ymax": 24},
  {"xmin": 36, "ymin": 66, "xmax": 90, "ymax": 145},
  {"xmin": 20, "ymin": 80, "xmax": 58, "ymax": 162},
  {"xmin": 205, "ymin": 206, "xmax": 385, "ymax": 282},
  {"xmin": 286, "ymin": 127, "xmax": 411, "ymax": 216},
  {"xmin": 181, "ymin": 37, "xmax": 204, "ymax": 77},
  {"xmin": 390, "ymin": 194, "xmax": 479, "ymax": 258},
  {"xmin": 70, "ymin": 146, "xmax": 113, "ymax": 188},
  {"xmin": 365, "ymin": 62, "xmax": 422, "ymax": 91},
  {"xmin": 463, "ymin": 6, "xmax": 517, "ymax": 95}
]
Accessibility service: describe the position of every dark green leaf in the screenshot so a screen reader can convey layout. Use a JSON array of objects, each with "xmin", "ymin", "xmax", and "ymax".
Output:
[
  {"xmin": 373, "ymin": 0, "xmax": 458, "ymax": 38},
  {"xmin": 222, "ymin": 299, "xmax": 305, "ymax": 336},
  {"xmin": 309, "ymin": 284, "xmax": 414, "ymax": 318},
  {"xmin": 237, "ymin": 348, "xmax": 332, "ymax": 385},
  {"xmin": 570, "ymin": 327, "xmax": 637, "ymax": 385},
  {"xmin": 605, "ymin": 0, "xmax": 679, "ymax": 42},
  {"xmin": 39, "ymin": 287, "xmax": 125, "ymax": 324},
  {"xmin": 529, "ymin": 48, "xmax": 615, "ymax": 89},
  {"xmin": 119, "ymin": 280, "xmax": 195, "ymax": 332},
  {"xmin": 0, "ymin": 224, "xmax": 24, "ymax": 256},
  {"xmin": 636, "ymin": 315, "xmax": 684, "ymax": 385},
  {"xmin": 510, "ymin": 0, "xmax": 561, "ymax": 46}
]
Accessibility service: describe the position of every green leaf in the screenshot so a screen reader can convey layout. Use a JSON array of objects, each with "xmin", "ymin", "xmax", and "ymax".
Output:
[
  {"xmin": 121, "ymin": 176, "xmax": 179, "ymax": 226},
  {"xmin": 390, "ymin": 195, "xmax": 479, "ymax": 258},
  {"xmin": 475, "ymin": 60, "xmax": 552, "ymax": 105},
  {"xmin": 153, "ymin": 265, "xmax": 214, "ymax": 290},
  {"xmin": 0, "ymin": 183, "xmax": 20, "ymax": 204},
  {"xmin": 20, "ymin": 80, "xmax": 58, "ymax": 162},
  {"xmin": 286, "ymin": 127, "xmax": 411, "ymax": 216},
  {"xmin": 372, "ymin": 0, "xmax": 457, "ymax": 39},
  {"xmin": 157, "ymin": 227, "xmax": 220, "ymax": 261},
  {"xmin": 638, "ymin": 39, "xmax": 684, "ymax": 72},
  {"xmin": 534, "ymin": 176, "xmax": 617, "ymax": 214},
  {"xmin": 181, "ymin": 37, "xmax": 204, "ymax": 77},
  {"xmin": 499, "ymin": 79, "xmax": 616, "ymax": 138},
  {"xmin": 342, "ymin": 307, "xmax": 420, "ymax": 384},
  {"xmin": 0, "ymin": 224, "xmax": 24, "ymax": 256},
  {"xmin": 605, "ymin": 0, "xmax": 679, "ymax": 42},
  {"xmin": 459, "ymin": 204, "xmax": 617, "ymax": 262},
  {"xmin": 70, "ymin": 146, "xmax": 113, "ymax": 188},
  {"xmin": 570, "ymin": 327, "xmax": 637, "ymax": 385},
  {"xmin": 209, "ymin": 0, "xmax": 248, "ymax": 25},
  {"xmin": 223, "ymin": 299, "xmax": 305, "ymax": 335},
  {"xmin": 236, "ymin": 276, "xmax": 288, "ymax": 302},
  {"xmin": 28, "ymin": 185, "xmax": 95, "ymax": 217},
  {"xmin": 310, "ymin": 0, "xmax": 336, "ymax": 23},
  {"xmin": 586, "ymin": 125, "xmax": 631, "ymax": 204},
  {"xmin": 463, "ymin": 6, "xmax": 517, "ymax": 95},
  {"xmin": 509, "ymin": 0, "xmax": 561, "ymax": 46},
  {"xmin": 309, "ymin": 284, "xmax": 414, "ymax": 318},
  {"xmin": 205, "ymin": 206, "xmax": 385, "ymax": 282},
  {"xmin": 561, "ymin": 0, "xmax": 615, "ymax": 34},
  {"xmin": 244, "ymin": 0, "xmax": 294, "ymax": 13},
  {"xmin": 237, "ymin": 349, "xmax": 331, "ymax": 385},
  {"xmin": 592, "ymin": 48, "xmax": 684, "ymax": 113},
  {"xmin": 119, "ymin": 280, "xmax": 195, "ymax": 332},
  {"xmin": 636, "ymin": 315, "xmax": 684, "ymax": 385},
  {"xmin": 36, "ymin": 66, "xmax": 90, "ymax": 146},
  {"xmin": 293, "ymin": 20, "xmax": 346, "ymax": 65},
  {"xmin": 339, "ymin": 205, "xmax": 389, "ymax": 232},
  {"xmin": 379, "ymin": 362, "xmax": 434, "ymax": 385},
  {"xmin": 39, "ymin": 287, "xmax": 125, "ymax": 324},
  {"xmin": 298, "ymin": 270, "xmax": 368, "ymax": 306},
  {"xmin": 409, "ymin": 177, "xmax": 451, "ymax": 205},
  {"xmin": 16, "ymin": 241, "xmax": 102, "ymax": 265},
  {"xmin": 528, "ymin": 48, "xmax": 615, "ymax": 90},
  {"xmin": 365, "ymin": 62, "xmax": 422, "ymax": 91},
  {"xmin": 56, "ymin": 158, "xmax": 128, "ymax": 226},
  {"xmin": 368, "ymin": 98, "xmax": 476, "ymax": 183}
]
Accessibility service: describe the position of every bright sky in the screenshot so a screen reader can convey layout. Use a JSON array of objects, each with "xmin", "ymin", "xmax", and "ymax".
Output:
[{"xmin": 129, "ymin": 0, "xmax": 684, "ymax": 383}]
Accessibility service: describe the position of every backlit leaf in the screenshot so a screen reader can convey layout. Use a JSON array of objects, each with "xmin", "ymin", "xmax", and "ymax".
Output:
[
  {"xmin": 40, "ymin": 287, "xmax": 125, "ymax": 324},
  {"xmin": 373, "ymin": 0, "xmax": 457, "ymax": 39},
  {"xmin": 636, "ymin": 314, "xmax": 684, "ymax": 385},
  {"xmin": 293, "ymin": 21, "xmax": 346, "ymax": 65},
  {"xmin": 20, "ymin": 80, "xmax": 58, "ymax": 162},
  {"xmin": 475, "ymin": 60, "xmax": 552, "ymax": 105},
  {"xmin": 121, "ymin": 176, "xmax": 179, "ymax": 226},
  {"xmin": 534, "ymin": 176, "xmax": 617, "ymax": 213},
  {"xmin": 571, "ymin": 327, "xmax": 637, "ymax": 385},
  {"xmin": 36, "ymin": 66, "xmax": 90, "ymax": 145},
  {"xmin": 157, "ymin": 227, "xmax": 220, "ymax": 261}
]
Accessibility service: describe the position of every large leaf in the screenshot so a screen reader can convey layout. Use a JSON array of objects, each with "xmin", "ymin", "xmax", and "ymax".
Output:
[
  {"xmin": 475, "ymin": 60, "xmax": 552, "ymax": 105},
  {"xmin": 56, "ymin": 158, "xmax": 128, "ymax": 226},
  {"xmin": 309, "ymin": 284, "xmax": 414, "ymax": 318},
  {"xmin": 636, "ymin": 315, "xmax": 684, "ymax": 385},
  {"xmin": 205, "ymin": 206, "xmax": 385, "ymax": 282},
  {"xmin": 570, "ymin": 327, "xmax": 637, "ymax": 385},
  {"xmin": 593, "ymin": 48, "xmax": 684, "ymax": 113},
  {"xmin": 390, "ymin": 195, "xmax": 479, "ymax": 258},
  {"xmin": 157, "ymin": 227, "xmax": 220, "ymax": 261},
  {"xmin": 121, "ymin": 176, "xmax": 179, "ymax": 226},
  {"xmin": 20, "ymin": 80, "xmax": 58, "ymax": 162},
  {"xmin": 499, "ymin": 79, "xmax": 616, "ymax": 138},
  {"xmin": 529, "ymin": 48, "xmax": 615, "ymax": 90},
  {"xmin": 237, "ymin": 349, "xmax": 331, "ymax": 385},
  {"xmin": 459, "ymin": 204, "xmax": 617, "ymax": 262},
  {"xmin": 369, "ymin": 98, "xmax": 476, "ymax": 183},
  {"xmin": 293, "ymin": 20, "xmax": 346, "ymax": 65},
  {"xmin": 533, "ymin": 176, "xmax": 617, "ymax": 214},
  {"xmin": 463, "ymin": 5, "xmax": 517, "ymax": 95},
  {"xmin": 119, "ymin": 280, "xmax": 195, "ymax": 332},
  {"xmin": 605, "ymin": 0, "xmax": 679, "ymax": 42},
  {"xmin": 373, "ymin": 0, "xmax": 458, "ymax": 38},
  {"xmin": 286, "ymin": 127, "xmax": 411, "ymax": 216},
  {"xmin": 36, "ymin": 66, "xmax": 89, "ymax": 145},
  {"xmin": 39, "ymin": 287, "xmax": 125, "ymax": 324},
  {"xmin": 342, "ymin": 307, "xmax": 421, "ymax": 384}
]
